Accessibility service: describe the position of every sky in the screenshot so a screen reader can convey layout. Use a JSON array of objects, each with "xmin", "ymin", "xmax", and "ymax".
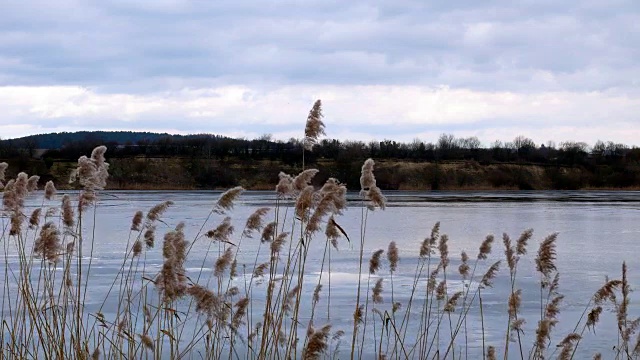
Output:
[{"xmin": 1, "ymin": 0, "xmax": 639, "ymax": 147}]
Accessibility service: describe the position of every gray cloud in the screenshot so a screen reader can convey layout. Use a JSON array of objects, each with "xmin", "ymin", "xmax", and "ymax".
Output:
[{"xmin": 1, "ymin": 0, "xmax": 638, "ymax": 92}]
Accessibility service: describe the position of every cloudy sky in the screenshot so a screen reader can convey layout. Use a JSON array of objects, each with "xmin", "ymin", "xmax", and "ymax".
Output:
[{"xmin": 1, "ymin": 0, "xmax": 639, "ymax": 146}]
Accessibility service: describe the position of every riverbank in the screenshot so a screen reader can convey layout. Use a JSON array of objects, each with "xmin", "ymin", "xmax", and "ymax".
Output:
[{"xmin": 3, "ymin": 156, "xmax": 640, "ymax": 191}]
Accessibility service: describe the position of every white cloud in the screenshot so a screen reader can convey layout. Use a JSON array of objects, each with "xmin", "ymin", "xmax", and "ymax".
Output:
[{"xmin": 1, "ymin": 85, "xmax": 639, "ymax": 145}]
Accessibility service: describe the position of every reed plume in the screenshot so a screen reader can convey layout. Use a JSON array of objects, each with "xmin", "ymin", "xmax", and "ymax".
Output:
[
  {"xmin": 29, "ymin": 208, "xmax": 41, "ymax": 228},
  {"xmin": 303, "ymin": 324, "xmax": 331, "ymax": 360},
  {"xmin": 480, "ymin": 261, "xmax": 501, "ymax": 288},
  {"xmin": 132, "ymin": 240, "xmax": 143, "ymax": 257},
  {"xmin": 261, "ymin": 221, "xmax": 276, "ymax": 243},
  {"xmin": 420, "ymin": 222, "xmax": 440, "ymax": 258},
  {"xmin": 558, "ymin": 333, "xmax": 581, "ymax": 360},
  {"xmin": 276, "ymin": 171, "xmax": 294, "ymax": 198},
  {"xmin": 139, "ymin": 334, "xmax": 154, "ymax": 351},
  {"xmin": 372, "ymin": 278, "xmax": 384, "ymax": 303},
  {"xmin": 369, "ymin": 249, "xmax": 384, "ymax": 274},
  {"xmin": 271, "ymin": 232, "xmax": 288, "ymax": 255},
  {"xmin": 243, "ymin": 207, "xmax": 270, "ymax": 237},
  {"xmin": 0, "ymin": 162, "xmax": 7, "ymax": 181},
  {"xmin": 387, "ymin": 241, "xmax": 399, "ymax": 272},
  {"xmin": 359, "ymin": 158, "xmax": 386, "ymax": 209},
  {"xmin": 206, "ymin": 217, "xmax": 234, "ymax": 243},
  {"xmin": 231, "ymin": 297, "xmax": 250, "ymax": 331},
  {"xmin": 34, "ymin": 222, "xmax": 62, "ymax": 263},
  {"xmin": 61, "ymin": 194, "xmax": 74, "ymax": 228},
  {"xmin": 325, "ymin": 215, "xmax": 341, "ymax": 249},
  {"xmin": 458, "ymin": 251, "xmax": 470, "ymax": 279},
  {"xmin": 304, "ymin": 99, "xmax": 325, "ymax": 151},
  {"xmin": 293, "ymin": 169, "xmax": 320, "ymax": 192},
  {"xmin": 187, "ymin": 285, "xmax": 221, "ymax": 320},
  {"xmin": 214, "ymin": 186, "xmax": 244, "ymax": 214},
  {"xmin": 144, "ymin": 226, "xmax": 156, "ymax": 248},
  {"xmin": 70, "ymin": 145, "xmax": 109, "ymax": 191},
  {"xmin": 214, "ymin": 247, "xmax": 233, "ymax": 276},
  {"xmin": 444, "ymin": 291, "xmax": 464, "ymax": 312},
  {"xmin": 27, "ymin": 175, "xmax": 39, "ymax": 192},
  {"xmin": 44, "ymin": 180, "xmax": 56, "ymax": 200},
  {"xmin": 130, "ymin": 210, "xmax": 143, "ymax": 231},
  {"xmin": 536, "ymin": 233, "xmax": 558, "ymax": 289},
  {"xmin": 146, "ymin": 200, "xmax": 173, "ymax": 223}
]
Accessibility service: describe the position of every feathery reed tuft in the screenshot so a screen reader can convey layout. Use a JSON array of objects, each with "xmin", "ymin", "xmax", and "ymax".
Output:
[
  {"xmin": 420, "ymin": 222, "xmax": 440, "ymax": 258},
  {"xmin": 369, "ymin": 249, "xmax": 384, "ymax": 274},
  {"xmin": 44, "ymin": 180, "xmax": 56, "ymax": 200},
  {"xmin": 34, "ymin": 222, "xmax": 62, "ymax": 263},
  {"xmin": 206, "ymin": 217, "xmax": 234, "ymax": 243},
  {"xmin": 480, "ymin": 261, "xmax": 501, "ymax": 288},
  {"xmin": 243, "ymin": 207, "xmax": 270, "ymax": 237},
  {"xmin": 536, "ymin": 233, "xmax": 558, "ymax": 279},
  {"xmin": 303, "ymin": 99, "xmax": 325, "ymax": 151},
  {"xmin": 387, "ymin": 241, "xmax": 399, "ymax": 272},
  {"xmin": 29, "ymin": 208, "xmax": 42, "ymax": 229},
  {"xmin": 372, "ymin": 278, "xmax": 384, "ymax": 303},
  {"xmin": 214, "ymin": 186, "xmax": 244, "ymax": 214},
  {"xmin": 146, "ymin": 200, "xmax": 173, "ymax": 223},
  {"xmin": 131, "ymin": 210, "xmax": 144, "ymax": 231},
  {"xmin": 303, "ymin": 324, "xmax": 331, "ymax": 360},
  {"xmin": 27, "ymin": 175, "xmax": 39, "ymax": 192},
  {"xmin": 214, "ymin": 247, "xmax": 234, "ymax": 276}
]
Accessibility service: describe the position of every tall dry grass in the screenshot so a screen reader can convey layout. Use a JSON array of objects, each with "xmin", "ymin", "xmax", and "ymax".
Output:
[{"xmin": 1, "ymin": 101, "xmax": 639, "ymax": 359}]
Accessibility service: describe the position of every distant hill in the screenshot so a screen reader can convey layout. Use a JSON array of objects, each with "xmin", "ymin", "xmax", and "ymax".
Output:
[{"xmin": 1, "ymin": 131, "xmax": 221, "ymax": 149}]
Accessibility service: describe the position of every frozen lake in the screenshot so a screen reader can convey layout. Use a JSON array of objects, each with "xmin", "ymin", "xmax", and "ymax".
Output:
[{"xmin": 3, "ymin": 190, "xmax": 640, "ymax": 358}]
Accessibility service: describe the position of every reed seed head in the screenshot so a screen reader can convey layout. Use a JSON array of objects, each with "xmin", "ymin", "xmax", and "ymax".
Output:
[
  {"xmin": 313, "ymin": 284, "xmax": 322, "ymax": 304},
  {"xmin": 131, "ymin": 210, "xmax": 143, "ymax": 231},
  {"xmin": 303, "ymin": 99, "xmax": 325, "ymax": 151},
  {"xmin": 243, "ymin": 207, "xmax": 270, "ymax": 237},
  {"xmin": 231, "ymin": 297, "xmax": 250, "ymax": 331},
  {"xmin": 0, "ymin": 162, "xmax": 7, "ymax": 181},
  {"xmin": 271, "ymin": 231, "xmax": 288, "ymax": 255},
  {"xmin": 487, "ymin": 346, "xmax": 496, "ymax": 360},
  {"xmin": 34, "ymin": 222, "xmax": 62, "ymax": 263},
  {"xmin": 295, "ymin": 185, "xmax": 315, "ymax": 221},
  {"xmin": 372, "ymin": 278, "xmax": 384, "ymax": 304},
  {"xmin": 29, "ymin": 208, "xmax": 41, "ymax": 229},
  {"xmin": 146, "ymin": 200, "xmax": 173, "ymax": 223},
  {"xmin": 387, "ymin": 241, "xmax": 399, "ymax": 272},
  {"xmin": 369, "ymin": 249, "xmax": 384, "ymax": 274},
  {"xmin": 325, "ymin": 215, "xmax": 341, "ymax": 249},
  {"xmin": 516, "ymin": 228, "xmax": 533, "ymax": 255},
  {"xmin": 536, "ymin": 233, "xmax": 558, "ymax": 278},
  {"xmin": 206, "ymin": 216, "xmax": 234, "ymax": 243},
  {"xmin": 444, "ymin": 291, "xmax": 463, "ymax": 312},
  {"xmin": 276, "ymin": 172, "xmax": 294, "ymax": 198},
  {"xmin": 214, "ymin": 186, "xmax": 244, "ymax": 214},
  {"xmin": 293, "ymin": 169, "xmax": 320, "ymax": 192},
  {"xmin": 27, "ymin": 175, "xmax": 39, "ymax": 192},
  {"xmin": 558, "ymin": 333, "xmax": 581, "ymax": 360},
  {"xmin": 439, "ymin": 234, "xmax": 449, "ymax": 268},
  {"xmin": 508, "ymin": 289, "xmax": 522, "ymax": 317},
  {"xmin": 303, "ymin": 323, "xmax": 331, "ymax": 360},
  {"xmin": 261, "ymin": 221, "xmax": 276, "ymax": 243},
  {"xmin": 587, "ymin": 306, "xmax": 603, "ymax": 331},
  {"xmin": 61, "ymin": 194, "xmax": 74, "ymax": 228},
  {"xmin": 44, "ymin": 180, "xmax": 56, "ymax": 200},
  {"xmin": 458, "ymin": 251, "xmax": 470, "ymax": 279},
  {"xmin": 214, "ymin": 247, "xmax": 234, "ymax": 277},
  {"xmin": 480, "ymin": 261, "xmax": 501, "ymax": 288},
  {"xmin": 139, "ymin": 334, "xmax": 154, "ymax": 351},
  {"xmin": 132, "ymin": 240, "xmax": 143, "ymax": 257}
]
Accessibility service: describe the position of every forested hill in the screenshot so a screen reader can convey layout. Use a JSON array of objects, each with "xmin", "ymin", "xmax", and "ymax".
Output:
[
  {"xmin": 1, "ymin": 131, "xmax": 219, "ymax": 149},
  {"xmin": 1, "ymin": 131, "xmax": 640, "ymax": 190}
]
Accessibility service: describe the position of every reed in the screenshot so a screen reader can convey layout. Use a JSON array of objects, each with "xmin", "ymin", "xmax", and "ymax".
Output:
[{"xmin": 1, "ymin": 102, "xmax": 639, "ymax": 359}]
